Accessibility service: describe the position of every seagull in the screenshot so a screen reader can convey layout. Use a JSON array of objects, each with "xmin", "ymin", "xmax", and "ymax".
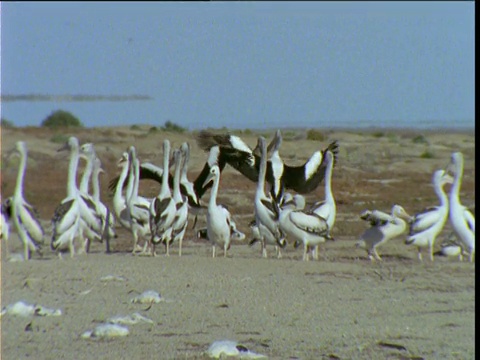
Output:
[
  {"xmin": 279, "ymin": 193, "xmax": 332, "ymax": 261},
  {"xmin": 356, "ymin": 204, "xmax": 412, "ymax": 262},
  {"xmin": 196, "ymin": 129, "xmax": 339, "ymax": 195},
  {"xmin": 9, "ymin": 141, "xmax": 45, "ymax": 260},
  {"xmin": 446, "ymin": 151, "xmax": 475, "ymax": 262},
  {"xmin": 405, "ymin": 169, "xmax": 453, "ymax": 261},
  {"xmin": 126, "ymin": 147, "xmax": 152, "ymax": 255},
  {"xmin": 169, "ymin": 148, "xmax": 189, "ymax": 256},
  {"xmin": 202, "ymin": 165, "xmax": 234, "ymax": 258},
  {"xmin": 253, "ymin": 136, "xmax": 284, "ymax": 258},
  {"xmin": 149, "ymin": 139, "xmax": 176, "ymax": 256},
  {"xmin": 1, "ymin": 196, "xmax": 12, "ymax": 257}
]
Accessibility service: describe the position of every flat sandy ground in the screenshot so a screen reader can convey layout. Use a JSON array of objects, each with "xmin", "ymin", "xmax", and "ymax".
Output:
[{"xmin": 0, "ymin": 125, "xmax": 475, "ymax": 359}]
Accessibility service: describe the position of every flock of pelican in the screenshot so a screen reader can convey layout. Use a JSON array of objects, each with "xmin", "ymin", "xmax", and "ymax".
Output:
[{"xmin": 0, "ymin": 130, "xmax": 475, "ymax": 263}]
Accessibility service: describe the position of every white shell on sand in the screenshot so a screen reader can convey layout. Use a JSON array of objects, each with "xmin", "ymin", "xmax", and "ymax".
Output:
[
  {"xmin": 1, "ymin": 300, "xmax": 62, "ymax": 317},
  {"xmin": 81, "ymin": 323, "xmax": 130, "ymax": 340},
  {"xmin": 130, "ymin": 290, "xmax": 163, "ymax": 304},
  {"xmin": 207, "ymin": 340, "xmax": 267, "ymax": 359},
  {"xmin": 107, "ymin": 312, "xmax": 154, "ymax": 325},
  {"xmin": 100, "ymin": 275, "xmax": 127, "ymax": 282}
]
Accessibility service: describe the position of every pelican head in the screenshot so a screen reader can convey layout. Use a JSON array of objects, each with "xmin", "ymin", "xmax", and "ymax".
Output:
[
  {"xmin": 392, "ymin": 204, "xmax": 412, "ymax": 221},
  {"xmin": 57, "ymin": 137, "xmax": 79, "ymax": 152},
  {"xmin": 203, "ymin": 165, "xmax": 220, "ymax": 188},
  {"xmin": 446, "ymin": 152, "xmax": 464, "ymax": 176},
  {"xmin": 117, "ymin": 152, "xmax": 129, "ymax": 167}
]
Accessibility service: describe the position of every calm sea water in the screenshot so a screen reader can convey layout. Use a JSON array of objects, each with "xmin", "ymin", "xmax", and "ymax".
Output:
[{"xmin": 2, "ymin": 101, "xmax": 474, "ymax": 131}]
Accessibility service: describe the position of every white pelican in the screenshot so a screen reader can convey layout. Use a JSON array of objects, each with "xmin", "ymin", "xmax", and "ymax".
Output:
[
  {"xmin": 149, "ymin": 139, "xmax": 176, "ymax": 256},
  {"xmin": 268, "ymin": 130, "xmax": 285, "ymax": 204},
  {"xmin": 196, "ymin": 129, "xmax": 339, "ymax": 195},
  {"xmin": 112, "ymin": 152, "xmax": 133, "ymax": 229},
  {"xmin": 1, "ymin": 196, "xmax": 12, "ymax": 257},
  {"xmin": 253, "ymin": 136, "xmax": 284, "ymax": 258},
  {"xmin": 10, "ymin": 141, "xmax": 45, "ymax": 260},
  {"xmin": 203, "ymin": 165, "xmax": 234, "ymax": 258},
  {"xmin": 169, "ymin": 148, "xmax": 189, "ymax": 256},
  {"xmin": 405, "ymin": 169, "xmax": 454, "ymax": 261},
  {"xmin": 434, "ymin": 233, "xmax": 466, "ymax": 261},
  {"xmin": 356, "ymin": 205, "xmax": 412, "ymax": 262},
  {"xmin": 310, "ymin": 149, "xmax": 336, "ymax": 260},
  {"xmin": 279, "ymin": 193, "xmax": 332, "ymax": 261},
  {"xmin": 197, "ymin": 221, "xmax": 245, "ymax": 243},
  {"xmin": 91, "ymin": 156, "xmax": 116, "ymax": 253},
  {"xmin": 446, "ymin": 151, "xmax": 475, "ymax": 262},
  {"xmin": 51, "ymin": 137, "xmax": 82, "ymax": 257},
  {"xmin": 127, "ymin": 150, "xmax": 152, "ymax": 255},
  {"xmin": 79, "ymin": 143, "xmax": 114, "ymax": 253}
]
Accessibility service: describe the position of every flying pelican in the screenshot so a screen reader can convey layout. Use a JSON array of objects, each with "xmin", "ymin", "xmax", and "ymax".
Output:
[
  {"xmin": 203, "ymin": 165, "xmax": 234, "ymax": 258},
  {"xmin": 356, "ymin": 204, "xmax": 412, "ymax": 262},
  {"xmin": 268, "ymin": 130, "xmax": 285, "ymax": 204},
  {"xmin": 9, "ymin": 141, "xmax": 45, "ymax": 261},
  {"xmin": 127, "ymin": 148, "xmax": 152, "ymax": 255},
  {"xmin": 149, "ymin": 139, "xmax": 176, "ymax": 256},
  {"xmin": 405, "ymin": 169, "xmax": 454, "ymax": 261},
  {"xmin": 51, "ymin": 137, "xmax": 83, "ymax": 257},
  {"xmin": 1, "ymin": 196, "xmax": 12, "ymax": 257},
  {"xmin": 253, "ymin": 136, "xmax": 284, "ymax": 258},
  {"xmin": 279, "ymin": 193, "xmax": 332, "ymax": 261},
  {"xmin": 196, "ymin": 129, "xmax": 339, "ymax": 195},
  {"xmin": 309, "ymin": 149, "xmax": 336, "ymax": 260},
  {"xmin": 446, "ymin": 152, "xmax": 475, "ymax": 262},
  {"xmin": 169, "ymin": 148, "xmax": 189, "ymax": 256}
]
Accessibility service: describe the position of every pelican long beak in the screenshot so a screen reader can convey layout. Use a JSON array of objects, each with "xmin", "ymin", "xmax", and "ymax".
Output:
[
  {"xmin": 202, "ymin": 171, "xmax": 215, "ymax": 189},
  {"xmin": 442, "ymin": 173, "xmax": 454, "ymax": 185}
]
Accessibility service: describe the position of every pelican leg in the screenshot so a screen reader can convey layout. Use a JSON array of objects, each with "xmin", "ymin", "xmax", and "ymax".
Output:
[
  {"xmin": 429, "ymin": 244, "xmax": 434, "ymax": 262},
  {"xmin": 165, "ymin": 239, "xmax": 170, "ymax": 257},
  {"xmin": 303, "ymin": 244, "xmax": 309, "ymax": 261},
  {"xmin": 276, "ymin": 246, "xmax": 282, "ymax": 259},
  {"xmin": 132, "ymin": 231, "xmax": 139, "ymax": 255},
  {"xmin": 262, "ymin": 241, "xmax": 268, "ymax": 258},
  {"xmin": 417, "ymin": 248, "xmax": 423, "ymax": 262},
  {"xmin": 224, "ymin": 243, "xmax": 228, "ymax": 258},
  {"xmin": 313, "ymin": 246, "xmax": 319, "ymax": 261},
  {"xmin": 373, "ymin": 249, "xmax": 382, "ymax": 262},
  {"xmin": 212, "ymin": 245, "xmax": 216, "ymax": 258},
  {"xmin": 23, "ymin": 243, "xmax": 30, "ymax": 262},
  {"xmin": 69, "ymin": 240, "xmax": 75, "ymax": 258},
  {"xmin": 179, "ymin": 238, "xmax": 183, "ymax": 257},
  {"xmin": 85, "ymin": 238, "xmax": 91, "ymax": 254},
  {"xmin": 469, "ymin": 251, "xmax": 474, "ymax": 263}
]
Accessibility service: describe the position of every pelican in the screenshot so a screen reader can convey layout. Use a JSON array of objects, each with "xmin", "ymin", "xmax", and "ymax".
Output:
[
  {"xmin": 446, "ymin": 152, "xmax": 475, "ymax": 262},
  {"xmin": 434, "ymin": 233, "xmax": 466, "ymax": 261},
  {"xmin": 309, "ymin": 149, "xmax": 336, "ymax": 260},
  {"xmin": 112, "ymin": 152, "xmax": 133, "ymax": 229},
  {"xmin": 405, "ymin": 169, "xmax": 453, "ymax": 261},
  {"xmin": 51, "ymin": 137, "xmax": 82, "ymax": 258},
  {"xmin": 149, "ymin": 139, "xmax": 176, "ymax": 256},
  {"xmin": 1, "ymin": 196, "xmax": 12, "ymax": 257},
  {"xmin": 253, "ymin": 136, "xmax": 284, "ymax": 258},
  {"xmin": 196, "ymin": 129, "xmax": 339, "ymax": 195},
  {"xmin": 197, "ymin": 221, "xmax": 245, "ymax": 243},
  {"xmin": 268, "ymin": 130, "xmax": 285, "ymax": 204},
  {"xmin": 356, "ymin": 204, "xmax": 412, "ymax": 262},
  {"xmin": 127, "ymin": 148, "xmax": 152, "ymax": 255},
  {"xmin": 169, "ymin": 148, "xmax": 189, "ymax": 256},
  {"xmin": 203, "ymin": 165, "xmax": 234, "ymax": 258},
  {"xmin": 91, "ymin": 156, "xmax": 116, "ymax": 253},
  {"xmin": 9, "ymin": 141, "xmax": 45, "ymax": 260},
  {"xmin": 279, "ymin": 193, "xmax": 332, "ymax": 261},
  {"xmin": 79, "ymin": 143, "xmax": 114, "ymax": 253}
]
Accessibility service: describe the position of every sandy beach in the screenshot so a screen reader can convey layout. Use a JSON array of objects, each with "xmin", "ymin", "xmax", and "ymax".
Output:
[{"xmin": 1, "ymin": 125, "xmax": 475, "ymax": 359}]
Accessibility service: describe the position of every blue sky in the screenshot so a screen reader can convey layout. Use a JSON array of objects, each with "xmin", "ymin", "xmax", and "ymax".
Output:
[{"xmin": 1, "ymin": 1, "xmax": 475, "ymax": 129}]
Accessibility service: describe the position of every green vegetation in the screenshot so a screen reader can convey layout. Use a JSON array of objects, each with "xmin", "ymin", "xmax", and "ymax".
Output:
[
  {"xmin": 148, "ymin": 126, "xmax": 158, "ymax": 134},
  {"xmin": 130, "ymin": 124, "xmax": 141, "ymax": 130},
  {"xmin": 372, "ymin": 131, "xmax": 385, "ymax": 138},
  {"xmin": 306, "ymin": 129, "xmax": 326, "ymax": 141},
  {"xmin": 50, "ymin": 133, "xmax": 70, "ymax": 144},
  {"xmin": 420, "ymin": 150, "xmax": 434, "ymax": 159},
  {"xmin": 412, "ymin": 134, "xmax": 429, "ymax": 145},
  {"xmin": 1, "ymin": 118, "xmax": 14, "ymax": 128},
  {"xmin": 41, "ymin": 110, "xmax": 84, "ymax": 128},
  {"xmin": 161, "ymin": 120, "xmax": 186, "ymax": 133}
]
